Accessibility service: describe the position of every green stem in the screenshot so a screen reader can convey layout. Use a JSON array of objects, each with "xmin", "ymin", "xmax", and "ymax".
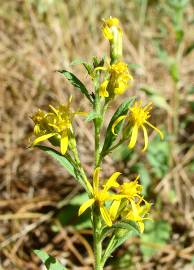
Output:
[
  {"xmin": 93, "ymin": 204, "xmax": 103, "ymax": 270},
  {"xmin": 70, "ymin": 136, "xmax": 92, "ymax": 195}
]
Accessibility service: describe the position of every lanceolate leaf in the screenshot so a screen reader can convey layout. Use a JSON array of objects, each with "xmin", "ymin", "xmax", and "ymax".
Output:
[
  {"xmin": 101, "ymin": 221, "xmax": 139, "ymax": 266},
  {"xmin": 36, "ymin": 145, "xmax": 77, "ymax": 177},
  {"xmin": 101, "ymin": 220, "xmax": 139, "ymax": 241},
  {"xmin": 34, "ymin": 250, "xmax": 66, "ymax": 270},
  {"xmin": 58, "ymin": 70, "xmax": 93, "ymax": 103},
  {"xmin": 102, "ymin": 97, "xmax": 136, "ymax": 155}
]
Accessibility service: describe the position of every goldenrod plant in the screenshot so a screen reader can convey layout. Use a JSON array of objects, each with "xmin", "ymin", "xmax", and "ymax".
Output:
[{"xmin": 31, "ymin": 17, "xmax": 163, "ymax": 270}]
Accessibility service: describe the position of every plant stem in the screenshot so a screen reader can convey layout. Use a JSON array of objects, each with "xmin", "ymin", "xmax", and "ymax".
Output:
[{"xmin": 93, "ymin": 204, "xmax": 103, "ymax": 270}]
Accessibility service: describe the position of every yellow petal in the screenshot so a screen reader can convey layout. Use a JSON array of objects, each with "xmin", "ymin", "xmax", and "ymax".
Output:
[
  {"xmin": 32, "ymin": 133, "xmax": 56, "ymax": 146},
  {"xmin": 142, "ymin": 125, "xmax": 148, "ymax": 152},
  {"xmin": 93, "ymin": 167, "xmax": 100, "ymax": 194},
  {"xmin": 49, "ymin": 105, "xmax": 58, "ymax": 115},
  {"xmin": 128, "ymin": 124, "xmax": 139, "ymax": 149},
  {"xmin": 78, "ymin": 199, "xmax": 95, "ymax": 216},
  {"xmin": 99, "ymin": 80, "xmax": 109, "ymax": 97},
  {"xmin": 112, "ymin": 115, "xmax": 127, "ymax": 135},
  {"xmin": 102, "ymin": 26, "xmax": 113, "ymax": 40},
  {"xmin": 110, "ymin": 200, "xmax": 121, "ymax": 220},
  {"xmin": 100, "ymin": 206, "xmax": 112, "ymax": 226},
  {"xmin": 104, "ymin": 172, "xmax": 121, "ymax": 191},
  {"xmin": 60, "ymin": 135, "xmax": 69, "ymax": 155},
  {"xmin": 145, "ymin": 121, "xmax": 164, "ymax": 140}
]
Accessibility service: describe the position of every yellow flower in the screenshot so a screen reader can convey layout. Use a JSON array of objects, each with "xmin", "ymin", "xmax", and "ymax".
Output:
[
  {"xmin": 102, "ymin": 17, "xmax": 122, "ymax": 41},
  {"xmin": 119, "ymin": 176, "xmax": 143, "ymax": 199},
  {"xmin": 124, "ymin": 199, "xmax": 151, "ymax": 233},
  {"xmin": 102, "ymin": 17, "xmax": 123, "ymax": 60},
  {"xmin": 78, "ymin": 168, "xmax": 121, "ymax": 226},
  {"xmin": 31, "ymin": 97, "xmax": 85, "ymax": 155},
  {"xmin": 112, "ymin": 101, "xmax": 164, "ymax": 151},
  {"xmin": 98, "ymin": 61, "xmax": 133, "ymax": 97},
  {"xmin": 109, "ymin": 176, "xmax": 143, "ymax": 221}
]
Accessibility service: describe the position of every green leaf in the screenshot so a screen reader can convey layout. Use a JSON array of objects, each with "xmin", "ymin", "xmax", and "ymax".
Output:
[
  {"xmin": 85, "ymin": 111, "xmax": 100, "ymax": 122},
  {"xmin": 140, "ymin": 220, "xmax": 171, "ymax": 261},
  {"xmin": 102, "ymin": 97, "xmax": 136, "ymax": 156},
  {"xmin": 101, "ymin": 220, "xmax": 139, "ymax": 241},
  {"xmin": 101, "ymin": 221, "xmax": 139, "ymax": 265},
  {"xmin": 147, "ymin": 134, "xmax": 170, "ymax": 178},
  {"xmin": 58, "ymin": 70, "xmax": 93, "ymax": 103},
  {"xmin": 34, "ymin": 250, "xmax": 66, "ymax": 270},
  {"xmin": 57, "ymin": 193, "xmax": 92, "ymax": 230},
  {"xmin": 70, "ymin": 59, "xmax": 86, "ymax": 65},
  {"xmin": 36, "ymin": 145, "xmax": 78, "ymax": 177},
  {"xmin": 135, "ymin": 163, "xmax": 151, "ymax": 196},
  {"xmin": 140, "ymin": 86, "xmax": 172, "ymax": 113}
]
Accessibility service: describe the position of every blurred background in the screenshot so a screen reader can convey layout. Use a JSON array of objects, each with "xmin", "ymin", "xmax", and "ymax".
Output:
[{"xmin": 0, "ymin": 0, "xmax": 194, "ymax": 269}]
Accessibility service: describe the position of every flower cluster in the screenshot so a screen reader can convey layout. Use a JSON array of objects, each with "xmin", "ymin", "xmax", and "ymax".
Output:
[
  {"xmin": 31, "ymin": 98, "xmax": 85, "ymax": 155},
  {"xmin": 112, "ymin": 101, "xmax": 164, "ymax": 151},
  {"xmin": 98, "ymin": 61, "xmax": 133, "ymax": 97},
  {"xmin": 79, "ymin": 168, "xmax": 150, "ymax": 233}
]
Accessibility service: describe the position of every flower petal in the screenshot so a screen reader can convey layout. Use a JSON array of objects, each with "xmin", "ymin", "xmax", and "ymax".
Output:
[
  {"xmin": 60, "ymin": 134, "xmax": 69, "ymax": 155},
  {"xmin": 128, "ymin": 124, "xmax": 139, "ymax": 149},
  {"xmin": 93, "ymin": 167, "xmax": 100, "ymax": 194},
  {"xmin": 142, "ymin": 125, "xmax": 148, "ymax": 152},
  {"xmin": 104, "ymin": 172, "xmax": 121, "ymax": 191},
  {"xmin": 32, "ymin": 133, "xmax": 56, "ymax": 146},
  {"xmin": 145, "ymin": 121, "xmax": 164, "ymax": 140},
  {"xmin": 78, "ymin": 199, "xmax": 95, "ymax": 216},
  {"xmin": 99, "ymin": 80, "xmax": 109, "ymax": 97},
  {"xmin": 112, "ymin": 115, "xmax": 127, "ymax": 135},
  {"xmin": 100, "ymin": 206, "xmax": 112, "ymax": 226},
  {"xmin": 110, "ymin": 200, "xmax": 121, "ymax": 220}
]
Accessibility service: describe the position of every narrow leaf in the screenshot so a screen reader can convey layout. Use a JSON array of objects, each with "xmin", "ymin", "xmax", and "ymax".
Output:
[
  {"xmin": 36, "ymin": 145, "xmax": 77, "ymax": 178},
  {"xmin": 58, "ymin": 70, "xmax": 93, "ymax": 103},
  {"xmin": 34, "ymin": 249, "xmax": 66, "ymax": 270},
  {"xmin": 102, "ymin": 97, "xmax": 136, "ymax": 155}
]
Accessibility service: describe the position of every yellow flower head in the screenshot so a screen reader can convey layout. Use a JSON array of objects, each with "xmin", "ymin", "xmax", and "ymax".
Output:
[
  {"xmin": 102, "ymin": 17, "xmax": 123, "ymax": 60},
  {"xmin": 102, "ymin": 17, "xmax": 121, "ymax": 41},
  {"xmin": 98, "ymin": 61, "xmax": 133, "ymax": 97},
  {"xmin": 31, "ymin": 97, "xmax": 85, "ymax": 155},
  {"xmin": 119, "ymin": 176, "xmax": 143, "ymax": 199},
  {"xmin": 78, "ymin": 168, "xmax": 121, "ymax": 227},
  {"xmin": 112, "ymin": 100, "xmax": 164, "ymax": 151},
  {"xmin": 124, "ymin": 199, "xmax": 151, "ymax": 233}
]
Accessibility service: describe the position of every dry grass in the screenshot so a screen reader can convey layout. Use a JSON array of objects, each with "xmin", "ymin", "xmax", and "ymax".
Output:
[{"xmin": 0, "ymin": 1, "xmax": 194, "ymax": 269}]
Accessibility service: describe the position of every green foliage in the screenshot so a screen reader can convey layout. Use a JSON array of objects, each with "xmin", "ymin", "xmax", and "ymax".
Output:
[
  {"xmin": 101, "ymin": 97, "xmax": 136, "ymax": 156},
  {"xmin": 111, "ymin": 251, "xmax": 132, "ymax": 269},
  {"xmin": 101, "ymin": 221, "xmax": 139, "ymax": 265},
  {"xmin": 34, "ymin": 250, "xmax": 66, "ymax": 270},
  {"xmin": 57, "ymin": 193, "xmax": 92, "ymax": 230},
  {"xmin": 36, "ymin": 145, "xmax": 78, "ymax": 178},
  {"xmin": 135, "ymin": 163, "xmax": 151, "ymax": 196},
  {"xmin": 58, "ymin": 70, "xmax": 93, "ymax": 103},
  {"xmin": 147, "ymin": 134, "xmax": 170, "ymax": 178},
  {"xmin": 140, "ymin": 220, "xmax": 171, "ymax": 260},
  {"xmin": 141, "ymin": 86, "xmax": 172, "ymax": 113}
]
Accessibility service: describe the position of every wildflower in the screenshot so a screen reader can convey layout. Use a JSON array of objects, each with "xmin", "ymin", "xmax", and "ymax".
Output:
[
  {"xmin": 98, "ymin": 61, "xmax": 133, "ymax": 97},
  {"xmin": 78, "ymin": 168, "xmax": 122, "ymax": 226},
  {"xmin": 124, "ymin": 199, "xmax": 151, "ymax": 233},
  {"xmin": 112, "ymin": 101, "xmax": 164, "ymax": 151},
  {"xmin": 31, "ymin": 97, "xmax": 85, "ymax": 155},
  {"xmin": 109, "ymin": 176, "xmax": 143, "ymax": 221},
  {"xmin": 102, "ymin": 17, "xmax": 123, "ymax": 60}
]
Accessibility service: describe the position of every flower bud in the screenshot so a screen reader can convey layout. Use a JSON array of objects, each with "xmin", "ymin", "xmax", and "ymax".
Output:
[{"xmin": 102, "ymin": 17, "xmax": 123, "ymax": 63}]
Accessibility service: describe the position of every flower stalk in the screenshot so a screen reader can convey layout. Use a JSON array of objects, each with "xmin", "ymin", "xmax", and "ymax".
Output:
[{"xmin": 30, "ymin": 16, "xmax": 163, "ymax": 270}]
